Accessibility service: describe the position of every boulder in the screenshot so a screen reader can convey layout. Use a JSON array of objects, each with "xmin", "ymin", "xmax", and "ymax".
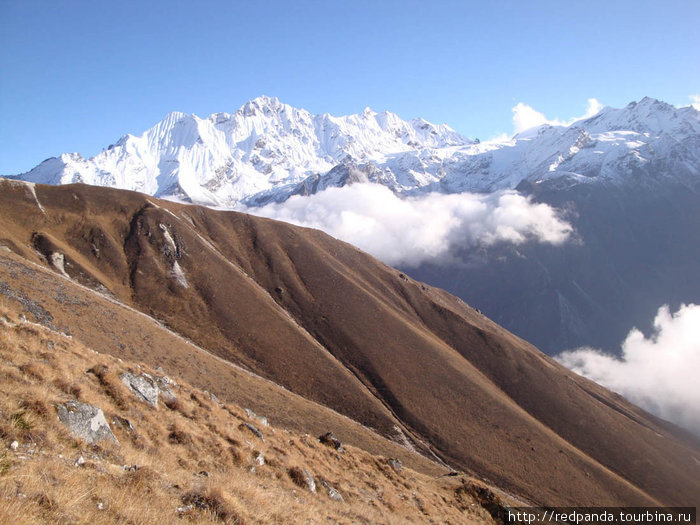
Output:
[
  {"xmin": 120, "ymin": 372, "xmax": 159, "ymax": 406},
  {"xmin": 56, "ymin": 401, "xmax": 118, "ymax": 445},
  {"xmin": 120, "ymin": 371, "xmax": 176, "ymax": 407},
  {"xmin": 303, "ymin": 469, "xmax": 317, "ymax": 493},
  {"xmin": 155, "ymin": 376, "xmax": 176, "ymax": 403}
]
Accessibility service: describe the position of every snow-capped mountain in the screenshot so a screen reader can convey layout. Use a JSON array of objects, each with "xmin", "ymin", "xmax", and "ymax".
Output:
[
  {"xmin": 11, "ymin": 96, "xmax": 700, "ymax": 207},
  {"xmin": 437, "ymin": 97, "xmax": 700, "ymax": 195},
  {"xmin": 14, "ymin": 95, "xmax": 469, "ymax": 206}
]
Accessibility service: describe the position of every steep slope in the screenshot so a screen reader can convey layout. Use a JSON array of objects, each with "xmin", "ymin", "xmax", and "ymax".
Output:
[
  {"xmin": 0, "ymin": 302, "xmax": 504, "ymax": 524},
  {"xmin": 10, "ymin": 96, "xmax": 700, "ymax": 355},
  {"xmin": 1, "ymin": 179, "xmax": 699, "ymax": 507},
  {"xmin": 0, "ymin": 247, "xmax": 442, "ymax": 477}
]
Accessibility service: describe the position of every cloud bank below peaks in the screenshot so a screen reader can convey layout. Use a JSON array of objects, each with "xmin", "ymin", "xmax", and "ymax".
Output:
[
  {"xmin": 245, "ymin": 184, "xmax": 573, "ymax": 267},
  {"xmin": 557, "ymin": 303, "xmax": 700, "ymax": 436}
]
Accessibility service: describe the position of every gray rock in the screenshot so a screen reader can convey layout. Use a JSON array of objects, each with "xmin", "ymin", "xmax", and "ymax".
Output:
[
  {"xmin": 208, "ymin": 391, "xmax": 222, "ymax": 406},
  {"xmin": 244, "ymin": 408, "xmax": 269, "ymax": 427},
  {"xmin": 175, "ymin": 505, "xmax": 194, "ymax": 515},
  {"xmin": 388, "ymin": 458, "xmax": 403, "ymax": 472},
  {"xmin": 120, "ymin": 372, "xmax": 160, "ymax": 407},
  {"xmin": 56, "ymin": 401, "xmax": 118, "ymax": 445},
  {"xmin": 120, "ymin": 371, "xmax": 176, "ymax": 406},
  {"xmin": 303, "ymin": 469, "xmax": 316, "ymax": 493},
  {"xmin": 319, "ymin": 479, "xmax": 343, "ymax": 501},
  {"xmin": 155, "ymin": 376, "xmax": 176, "ymax": 403},
  {"xmin": 240, "ymin": 422, "xmax": 264, "ymax": 441}
]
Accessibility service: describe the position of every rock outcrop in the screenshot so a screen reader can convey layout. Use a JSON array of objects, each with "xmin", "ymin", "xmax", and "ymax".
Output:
[{"xmin": 56, "ymin": 401, "xmax": 118, "ymax": 444}]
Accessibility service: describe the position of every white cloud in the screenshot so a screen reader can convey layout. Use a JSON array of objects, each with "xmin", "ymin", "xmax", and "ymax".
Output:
[
  {"xmin": 246, "ymin": 184, "xmax": 572, "ymax": 267},
  {"xmin": 512, "ymin": 98, "xmax": 604, "ymax": 134},
  {"xmin": 512, "ymin": 103, "xmax": 550, "ymax": 134},
  {"xmin": 557, "ymin": 304, "xmax": 700, "ymax": 436},
  {"xmin": 690, "ymin": 94, "xmax": 700, "ymax": 111}
]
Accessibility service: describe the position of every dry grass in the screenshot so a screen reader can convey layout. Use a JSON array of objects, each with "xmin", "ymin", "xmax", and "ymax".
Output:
[{"xmin": 0, "ymin": 304, "xmax": 498, "ymax": 524}]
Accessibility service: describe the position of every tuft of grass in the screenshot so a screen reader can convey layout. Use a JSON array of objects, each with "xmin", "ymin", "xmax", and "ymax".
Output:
[
  {"xmin": 181, "ymin": 486, "xmax": 245, "ymax": 524},
  {"xmin": 18, "ymin": 362, "xmax": 44, "ymax": 381},
  {"xmin": 0, "ymin": 451, "xmax": 10, "ymax": 476},
  {"xmin": 122, "ymin": 466, "xmax": 159, "ymax": 489},
  {"xmin": 190, "ymin": 391, "xmax": 208, "ymax": 407},
  {"xmin": 228, "ymin": 446, "xmax": 243, "ymax": 465},
  {"xmin": 52, "ymin": 378, "xmax": 81, "ymax": 398},
  {"xmin": 86, "ymin": 364, "xmax": 127, "ymax": 408},
  {"xmin": 163, "ymin": 396, "xmax": 180, "ymax": 411},
  {"xmin": 20, "ymin": 397, "xmax": 49, "ymax": 419},
  {"xmin": 287, "ymin": 466, "xmax": 307, "ymax": 488},
  {"xmin": 11, "ymin": 410, "xmax": 33, "ymax": 431},
  {"xmin": 32, "ymin": 492, "xmax": 58, "ymax": 512},
  {"xmin": 167, "ymin": 425, "xmax": 191, "ymax": 445}
]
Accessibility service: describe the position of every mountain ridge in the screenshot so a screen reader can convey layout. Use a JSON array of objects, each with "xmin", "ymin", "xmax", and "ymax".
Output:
[
  {"xmin": 11, "ymin": 96, "xmax": 700, "ymax": 208},
  {"xmin": 1, "ymin": 178, "xmax": 699, "ymax": 506},
  {"xmin": 8, "ymin": 96, "xmax": 700, "ymax": 372}
]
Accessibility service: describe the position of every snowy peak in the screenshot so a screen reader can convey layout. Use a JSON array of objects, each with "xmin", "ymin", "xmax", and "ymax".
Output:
[
  {"xmin": 577, "ymin": 97, "xmax": 700, "ymax": 136},
  {"xmin": 14, "ymin": 96, "xmax": 472, "ymax": 205},
  {"xmin": 11, "ymin": 96, "xmax": 700, "ymax": 206},
  {"xmin": 239, "ymin": 94, "xmax": 285, "ymax": 116}
]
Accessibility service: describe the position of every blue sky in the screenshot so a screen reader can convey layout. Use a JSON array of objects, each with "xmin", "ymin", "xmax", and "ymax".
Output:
[{"xmin": 1, "ymin": 0, "xmax": 699, "ymax": 174}]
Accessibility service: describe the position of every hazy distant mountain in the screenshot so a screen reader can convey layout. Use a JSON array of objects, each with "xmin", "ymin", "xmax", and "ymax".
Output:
[{"xmin": 9, "ymin": 96, "xmax": 700, "ymax": 354}]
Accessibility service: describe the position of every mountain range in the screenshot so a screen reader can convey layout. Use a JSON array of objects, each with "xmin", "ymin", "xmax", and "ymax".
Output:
[
  {"xmin": 8, "ymin": 96, "xmax": 700, "ymax": 354},
  {"xmin": 12, "ymin": 95, "xmax": 700, "ymax": 206}
]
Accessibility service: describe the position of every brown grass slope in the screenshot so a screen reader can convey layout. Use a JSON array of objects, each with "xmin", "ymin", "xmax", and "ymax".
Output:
[
  {"xmin": 1, "ymin": 178, "xmax": 699, "ymax": 506},
  {"xmin": 0, "ymin": 303, "xmax": 506, "ymax": 524},
  {"xmin": 0, "ymin": 247, "xmax": 441, "ymax": 479}
]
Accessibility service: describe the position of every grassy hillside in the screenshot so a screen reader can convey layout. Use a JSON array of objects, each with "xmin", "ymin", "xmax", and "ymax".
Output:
[{"xmin": 0, "ymin": 303, "xmax": 508, "ymax": 524}]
